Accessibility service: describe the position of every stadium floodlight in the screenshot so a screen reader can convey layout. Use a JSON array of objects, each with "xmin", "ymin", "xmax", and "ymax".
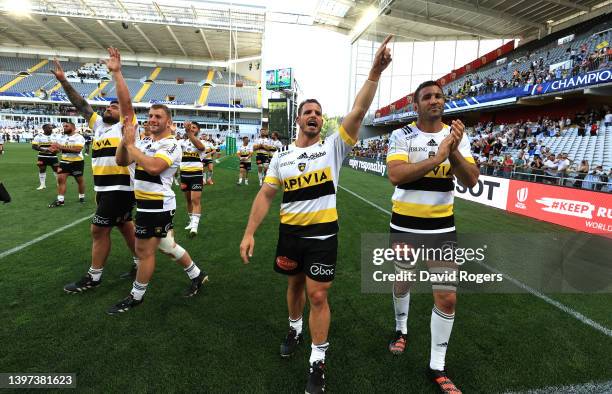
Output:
[
  {"xmin": 6, "ymin": 0, "xmax": 31, "ymax": 17},
  {"xmin": 349, "ymin": 6, "xmax": 380, "ymax": 44}
]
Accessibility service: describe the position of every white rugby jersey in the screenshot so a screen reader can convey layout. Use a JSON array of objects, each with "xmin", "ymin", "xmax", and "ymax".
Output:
[
  {"xmin": 89, "ymin": 113, "xmax": 138, "ymax": 192},
  {"xmin": 264, "ymin": 126, "xmax": 355, "ymax": 237},
  {"xmin": 237, "ymin": 144, "xmax": 252, "ymax": 162},
  {"xmin": 202, "ymin": 140, "xmax": 215, "ymax": 159},
  {"xmin": 267, "ymin": 139, "xmax": 283, "ymax": 157},
  {"xmin": 58, "ymin": 133, "xmax": 85, "ymax": 162},
  {"xmin": 254, "ymin": 137, "xmax": 270, "ymax": 155},
  {"xmin": 32, "ymin": 134, "xmax": 59, "ymax": 159},
  {"xmin": 386, "ymin": 122, "xmax": 474, "ymax": 234},
  {"xmin": 134, "ymin": 135, "xmax": 182, "ymax": 212},
  {"xmin": 180, "ymin": 138, "xmax": 204, "ymax": 174}
]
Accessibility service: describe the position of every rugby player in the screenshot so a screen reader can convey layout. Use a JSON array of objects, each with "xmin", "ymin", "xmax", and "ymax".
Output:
[
  {"xmin": 386, "ymin": 80, "xmax": 478, "ymax": 393},
  {"xmin": 111, "ymin": 104, "xmax": 208, "ymax": 314},
  {"xmin": 31, "ymin": 124, "xmax": 59, "ymax": 190},
  {"xmin": 180, "ymin": 121, "xmax": 205, "ymax": 237},
  {"xmin": 48, "ymin": 122, "xmax": 86, "ymax": 207},
  {"xmin": 201, "ymin": 134, "xmax": 215, "ymax": 185},
  {"xmin": 53, "ymin": 52, "xmax": 140, "ymax": 292},
  {"xmin": 236, "ymin": 136, "xmax": 252, "ymax": 185},
  {"xmin": 253, "ymin": 129, "xmax": 270, "ymax": 186},
  {"xmin": 240, "ymin": 35, "xmax": 393, "ymax": 394}
]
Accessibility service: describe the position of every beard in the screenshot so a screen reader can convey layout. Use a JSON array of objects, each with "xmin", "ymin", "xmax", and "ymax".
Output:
[
  {"xmin": 102, "ymin": 114, "xmax": 119, "ymax": 124},
  {"xmin": 301, "ymin": 128, "xmax": 320, "ymax": 139}
]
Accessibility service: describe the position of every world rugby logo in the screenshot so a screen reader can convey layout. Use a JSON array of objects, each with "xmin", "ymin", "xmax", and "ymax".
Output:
[{"xmin": 515, "ymin": 187, "xmax": 528, "ymax": 209}]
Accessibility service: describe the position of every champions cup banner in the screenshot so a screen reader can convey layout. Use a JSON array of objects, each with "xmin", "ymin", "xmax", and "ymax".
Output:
[
  {"xmin": 528, "ymin": 68, "xmax": 612, "ymax": 96},
  {"xmin": 507, "ymin": 180, "xmax": 612, "ymax": 236}
]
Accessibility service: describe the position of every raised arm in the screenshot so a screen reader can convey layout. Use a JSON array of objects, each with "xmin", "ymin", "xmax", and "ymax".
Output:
[
  {"xmin": 50, "ymin": 60, "xmax": 94, "ymax": 122},
  {"xmin": 341, "ymin": 35, "xmax": 393, "ymax": 140},
  {"xmin": 104, "ymin": 47, "xmax": 134, "ymax": 122},
  {"xmin": 184, "ymin": 122, "xmax": 205, "ymax": 150}
]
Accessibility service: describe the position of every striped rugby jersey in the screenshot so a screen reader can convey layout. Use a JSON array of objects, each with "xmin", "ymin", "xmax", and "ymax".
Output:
[
  {"xmin": 237, "ymin": 144, "xmax": 252, "ymax": 162},
  {"xmin": 134, "ymin": 135, "xmax": 182, "ymax": 212},
  {"xmin": 264, "ymin": 126, "xmax": 356, "ymax": 237},
  {"xmin": 57, "ymin": 133, "xmax": 85, "ymax": 162},
  {"xmin": 180, "ymin": 138, "xmax": 204, "ymax": 174},
  {"xmin": 202, "ymin": 140, "xmax": 215, "ymax": 159},
  {"xmin": 254, "ymin": 137, "xmax": 270, "ymax": 155},
  {"xmin": 89, "ymin": 113, "xmax": 138, "ymax": 192},
  {"xmin": 386, "ymin": 122, "xmax": 474, "ymax": 234},
  {"xmin": 266, "ymin": 139, "xmax": 283, "ymax": 157},
  {"xmin": 32, "ymin": 134, "xmax": 59, "ymax": 159}
]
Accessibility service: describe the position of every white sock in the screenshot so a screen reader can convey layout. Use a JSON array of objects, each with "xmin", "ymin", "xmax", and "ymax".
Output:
[
  {"xmin": 309, "ymin": 342, "xmax": 329, "ymax": 365},
  {"xmin": 131, "ymin": 280, "xmax": 148, "ymax": 300},
  {"xmin": 57, "ymin": 195, "xmax": 65, "ymax": 202},
  {"xmin": 238, "ymin": 177, "xmax": 242, "ymax": 184},
  {"xmin": 39, "ymin": 173, "xmax": 46, "ymax": 186},
  {"xmin": 245, "ymin": 179, "xmax": 249, "ymax": 185},
  {"xmin": 187, "ymin": 213, "xmax": 194, "ymax": 227},
  {"xmin": 79, "ymin": 193, "xmax": 85, "ymax": 199},
  {"xmin": 393, "ymin": 291, "xmax": 410, "ymax": 334},
  {"xmin": 430, "ymin": 305, "xmax": 455, "ymax": 371},
  {"xmin": 133, "ymin": 256, "xmax": 140, "ymax": 267},
  {"xmin": 88, "ymin": 266, "xmax": 103, "ymax": 281},
  {"xmin": 184, "ymin": 262, "xmax": 201, "ymax": 280},
  {"xmin": 191, "ymin": 214, "xmax": 201, "ymax": 231},
  {"xmin": 289, "ymin": 316, "xmax": 303, "ymax": 336}
]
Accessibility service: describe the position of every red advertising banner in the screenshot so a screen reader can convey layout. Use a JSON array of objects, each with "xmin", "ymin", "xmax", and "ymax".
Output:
[{"xmin": 507, "ymin": 180, "xmax": 612, "ymax": 235}]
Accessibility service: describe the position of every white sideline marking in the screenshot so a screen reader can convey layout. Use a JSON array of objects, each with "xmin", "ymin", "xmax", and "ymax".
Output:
[
  {"xmin": 337, "ymin": 184, "xmax": 612, "ymax": 338},
  {"xmin": 0, "ymin": 214, "xmax": 93, "ymax": 260},
  {"xmin": 506, "ymin": 380, "xmax": 612, "ymax": 394}
]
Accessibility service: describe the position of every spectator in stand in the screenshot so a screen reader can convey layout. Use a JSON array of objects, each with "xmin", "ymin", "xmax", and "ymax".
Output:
[
  {"xmin": 605, "ymin": 111, "xmax": 612, "ymax": 127},
  {"xmin": 590, "ymin": 122, "xmax": 598, "ymax": 136},
  {"xmin": 531, "ymin": 156, "xmax": 545, "ymax": 182},
  {"xmin": 574, "ymin": 159, "xmax": 590, "ymax": 188},
  {"xmin": 502, "ymin": 154, "xmax": 514, "ymax": 178},
  {"xmin": 577, "ymin": 121, "xmax": 586, "ymax": 137},
  {"xmin": 543, "ymin": 154, "xmax": 558, "ymax": 180},
  {"xmin": 513, "ymin": 151, "xmax": 527, "ymax": 180},
  {"xmin": 556, "ymin": 153, "xmax": 571, "ymax": 185}
]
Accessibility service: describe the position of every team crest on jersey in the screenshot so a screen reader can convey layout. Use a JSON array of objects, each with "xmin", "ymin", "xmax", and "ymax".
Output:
[{"xmin": 298, "ymin": 162, "xmax": 306, "ymax": 172}]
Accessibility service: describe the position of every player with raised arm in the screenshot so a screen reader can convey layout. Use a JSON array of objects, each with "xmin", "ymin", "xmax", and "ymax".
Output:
[
  {"xmin": 54, "ymin": 52, "xmax": 141, "ymax": 292},
  {"xmin": 240, "ymin": 35, "xmax": 393, "ymax": 394},
  {"xmin": 386, "ymin": 80, "xmax": 479, "ymax": 394},
  {"xmin": 107, "ymin": 48, "xmax": 207, "ymax": 314}
]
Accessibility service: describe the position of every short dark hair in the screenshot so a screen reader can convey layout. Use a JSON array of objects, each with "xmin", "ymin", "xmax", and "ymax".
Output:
[
  {"xmin": 191, "ymin": 121, "xmax": 200, "ymax": 130},
  {"xmin": 42, "ymin": 123, "xmax": 53, "ymax": 130},
  {"xmin": 414, "ymin": 80, "xmax": 443, "ymax": 102},
  {"xmin": 64, "ymin": 121, "xmax": 75, "ymax": 127},
  {"xmin": 109, "ymin": 100, "xmax": 119, "ymax": 105},
  {"xmin": 271, "ymin": 131, "xmax": 279, "ymax": 138},
  {"xmin": 298, "ymin": 99, "xmax": 322, "ymax": 116},
  {"xmin": 150, "ymin": 104, "xmax": 172, "ymax": 119}
]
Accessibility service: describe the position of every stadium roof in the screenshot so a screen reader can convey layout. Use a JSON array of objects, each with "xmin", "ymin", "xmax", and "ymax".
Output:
[
  {"xmin": 0, "ymin": 0, "xmax": 265, "ymax": 63},
  {"xmin": 313, "ymin": 0, "xmax": 612, "ymax": 43}
]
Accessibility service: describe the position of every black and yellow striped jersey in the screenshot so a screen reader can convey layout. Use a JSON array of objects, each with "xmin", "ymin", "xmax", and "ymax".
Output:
[
  {"xmin": 386, "ymin": 122, "xmax": 474, "ymax": 234},
  {"xmin": 89, "ymin": 113, "xmax": 138, "ymax": 192},
  {"xmin": 134, "ymin": 135, "xmax": 181, "ymax": 212},
  {"xmin": 237, "ymin": 144, "xmax": 252, "ymax": 162},
  {"xmin": 32, "ymin": 134, "xmax": 59, "ymax": 159},
  {"xmin": 180, "ymin": 138, "xmax": 204, "ymax": 173},
  {"xmin": 57, "ymin": 133, "xmax": 85, "ymax": 162},
  {"xmin": 264, "ymin": 126, "xmax": 356, "ymax": 238}
]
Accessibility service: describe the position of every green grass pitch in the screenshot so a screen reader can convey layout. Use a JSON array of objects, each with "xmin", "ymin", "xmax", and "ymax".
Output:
[{"xmin": 0, "ymin": 143, "xmax": 610, "ymax": 393}]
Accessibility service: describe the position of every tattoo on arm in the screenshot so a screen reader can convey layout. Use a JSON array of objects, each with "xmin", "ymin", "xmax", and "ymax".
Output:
[{"xmin": 60, "ymin": 80, "xmax": 94, "ymax": 121}]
